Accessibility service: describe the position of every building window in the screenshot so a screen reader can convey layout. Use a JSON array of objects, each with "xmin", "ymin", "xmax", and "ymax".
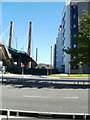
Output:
[
  {"xmin": 82, "ymin": 6, "xmax": 87, "ymax": 12},
  {"xmin": 73, "ymin": 6, "xmax": 76, "ymax": 9},
  {"xmin": 73, "ymin": 34, "xmax": 76, "ymax": 37},
  {"xmin": 73, "ymin": 44, "xmax": 77, "ymax": 48},
  {"xmin": 62, "ymin": 57, "xmax": 64, "ymax": 63},
  {"xmin": 62, "ymin": 41, "xmax": 64, "ymax": 46},
  {"xmin": 73, "ymin": 56, "xmax": 76, "ymax": 58},
  {"xmin": 73, "ymin": 24, "xmax": 76, "ymax": 28},
  {"xmin": 73, "ymin": 14, "xmax": 76, "ymax": 19},
  {"xmin": 56, "ymin": 40, "xmax": 58, "ymax": 44}
]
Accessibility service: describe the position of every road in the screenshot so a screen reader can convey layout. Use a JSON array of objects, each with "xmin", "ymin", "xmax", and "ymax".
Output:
[
  {"xmin": 0, "ymin": 77, "xmax": 89, "ymax": 114},
  {"xmin": 1, "ymin": 117, "xmax": 77, "ymax": 120}
]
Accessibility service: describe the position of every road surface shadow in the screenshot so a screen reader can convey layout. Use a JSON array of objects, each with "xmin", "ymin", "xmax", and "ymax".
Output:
[{"xmin": 1, "ymin": 79, "xmax": 90, "ymax": 89}]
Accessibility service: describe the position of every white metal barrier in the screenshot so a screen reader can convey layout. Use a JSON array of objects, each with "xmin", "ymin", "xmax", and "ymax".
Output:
[
  {"xmin": 0, "ymin": 109, "xmax": 90, "ymax": 119},
  {"xmin": 0, "ymin": 76, "xmax": 90, "ymax": 85}
]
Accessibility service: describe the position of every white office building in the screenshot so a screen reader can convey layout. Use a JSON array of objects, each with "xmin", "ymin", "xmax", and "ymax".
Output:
[
  {"xmin": 56, "ymin": 27, "xmax": 62, "ymax": 72},
  {"xmin": 55, "ymin": 2, "xmax": 71, "ymax": 73},
  {"xmin": 55, "ymin": 0, "xmax": 90, "ymax": 73},
  {"xmin": 61, "ymin": 3, "xmax": 71, "ymax": 73}
]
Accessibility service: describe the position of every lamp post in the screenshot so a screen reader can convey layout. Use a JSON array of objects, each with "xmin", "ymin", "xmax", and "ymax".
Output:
[{"xmin": 50, "ymin": 46, "xmax": 52, "ymax": 75}]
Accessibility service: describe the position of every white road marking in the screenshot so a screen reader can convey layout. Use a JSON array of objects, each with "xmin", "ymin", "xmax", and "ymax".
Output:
[
  {"xmin": 23, "ymin": 95, "xmax": 51, "ymax": 99},
  {"xmin": 59, "ymin": 89, "xmax": 88, "ymax": 91},
  {"xmin": 61, "ymin": 97, "xmax": 79, "ymax": 99},
  {"xmin": 23, "ymin": 95, "xmax": 79, "ymax": 99}
]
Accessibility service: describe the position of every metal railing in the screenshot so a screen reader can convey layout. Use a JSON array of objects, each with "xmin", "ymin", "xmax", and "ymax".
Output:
[
  {"xmin": 0, "ymin": 76, "xmax": 90, "ymax": 85},
  {"xmin": 0, "ymin": 109, "xmax": 90, "ymax": 120}
]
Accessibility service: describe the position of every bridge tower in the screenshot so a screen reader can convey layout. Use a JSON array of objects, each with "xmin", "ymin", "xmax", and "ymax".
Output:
[
  {"xmin": 9, "ymin": 21, "xmax": 14, "ymax": 48},
  {"xmin": 27, "ymin": 22, "xmax": 32, "ymax": 57},
  {"xmin": 27, "ymin": 22, "xmax": 32, "ymax": 68}
]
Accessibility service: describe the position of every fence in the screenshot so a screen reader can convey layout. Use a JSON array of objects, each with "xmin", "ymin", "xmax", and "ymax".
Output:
[
  {"xmin": 0, "ymin": 109, "xmax": 90, "ymax": 119},
  {"xmin": 0, "ymin": 76, "xmax": 90, "ymax": 85}
]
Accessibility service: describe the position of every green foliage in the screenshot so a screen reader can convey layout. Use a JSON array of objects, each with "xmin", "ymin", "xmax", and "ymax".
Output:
[
  {"xmin": 64, "ymin": 12, "xmax": 90, "ymax": 66},
  {"xmin": 40, "ymin": 66, "xmax": 46, "ymax": 69},
  {"xmin": 49, "ymin": 74, "xmax": 90, "ymax": 77}
]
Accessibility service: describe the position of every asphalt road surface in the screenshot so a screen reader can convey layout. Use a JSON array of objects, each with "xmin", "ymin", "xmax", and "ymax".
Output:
[
  {"xmin": 1, "ymin": 117, "xmax": 83, "ymax": 120},
  {"xmin": 0, "ymin": 78, "xmax": 89, "ymax": 114},
  {"xmin": 1, "ymin": 117, "xmax": 79, "ymax": 120}
]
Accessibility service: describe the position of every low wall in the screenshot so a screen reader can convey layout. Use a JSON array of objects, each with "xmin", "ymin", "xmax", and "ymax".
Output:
[{"xmin": 27, "ymin": 68, "xmax": 59, "ymax": 75}]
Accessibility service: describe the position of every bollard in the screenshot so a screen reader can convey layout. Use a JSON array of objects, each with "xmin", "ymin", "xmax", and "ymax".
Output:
[
  {"xmin": 83, "ymin": 114, "xmax": 86, "ymax": 120},
  {"xmin": 7, "ymin": 110, "xmax": 10, "ymax": 120},
  {"xmin": 73, "ymin": 115, "xmax": 75, "ymax": 119},
  {"xmin": 16, "ymin": 111, "xmax": 19, "ymax": 117}
]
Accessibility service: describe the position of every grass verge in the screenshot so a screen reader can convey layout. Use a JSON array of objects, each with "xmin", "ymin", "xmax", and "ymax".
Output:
[{"xmin": 49, "ymin": 74, "xmax": 90, "ymax": 77}]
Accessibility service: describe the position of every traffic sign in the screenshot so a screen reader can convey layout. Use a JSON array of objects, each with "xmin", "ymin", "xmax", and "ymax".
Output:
[{"xmin": 22, "ymin": 64, "xmax": 25, "ymax": 68}]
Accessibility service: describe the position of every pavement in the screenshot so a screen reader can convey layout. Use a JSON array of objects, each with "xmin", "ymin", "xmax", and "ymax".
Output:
[
  {"xmin": 0, "ymin": 73, "xmax": 90, "ymax": 119},
  {"xmin": 0, "ymin": 73, "xmax": 89, "ymax": 80}
]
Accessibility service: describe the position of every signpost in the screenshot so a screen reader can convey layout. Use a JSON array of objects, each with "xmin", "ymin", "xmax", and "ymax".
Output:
[
  {"xmin": 21, "ymin": 64, "xmax": 25, "ymax": 74},
  {"xmin": 46, "ymin": 65, "xmax": 50, "ymax": 76}
]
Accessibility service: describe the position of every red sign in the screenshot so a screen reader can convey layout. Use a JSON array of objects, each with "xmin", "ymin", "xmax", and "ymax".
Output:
[
  {"xmin": 22, "ymin": 64, "xmax": 25, "ymax": 68},
  {"xmin": 46, "ymin": 65, "xmax": 50, "ymax": 69}
]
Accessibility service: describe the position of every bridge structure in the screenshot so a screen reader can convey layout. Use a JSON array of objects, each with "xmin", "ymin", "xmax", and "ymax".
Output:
[
  {"xmin": 0, "ymin": 21, "xmax": 37, "ymax": 73},
  {"xmin": 0, "ymin": 41, "xmax": 14, "ymax": 71}
]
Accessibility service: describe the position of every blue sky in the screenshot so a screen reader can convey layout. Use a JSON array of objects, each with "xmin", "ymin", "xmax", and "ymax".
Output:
[{"xmin": 2, "ymin": 2, "xmax": 65, "ymax": 64}]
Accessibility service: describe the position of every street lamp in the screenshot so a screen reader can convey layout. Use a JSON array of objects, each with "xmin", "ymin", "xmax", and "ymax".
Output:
[{"xmin": 50, "ymin": 46, "xmax": 52, "ymax": 75}]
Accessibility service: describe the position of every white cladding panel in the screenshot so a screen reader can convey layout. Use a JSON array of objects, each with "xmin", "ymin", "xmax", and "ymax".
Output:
[
  {"xmin": 64, "ymin": 4, "xmax": 71, "ymax": 73},
  {"xmin": 56, "ymin": 29, "xmax": 62, "ymax": 72}
]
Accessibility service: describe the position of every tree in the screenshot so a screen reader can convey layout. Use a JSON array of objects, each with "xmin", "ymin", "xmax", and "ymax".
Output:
[{"xmin": 64, "ymin": 12, "xmax": 90, "ymax": 67}]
